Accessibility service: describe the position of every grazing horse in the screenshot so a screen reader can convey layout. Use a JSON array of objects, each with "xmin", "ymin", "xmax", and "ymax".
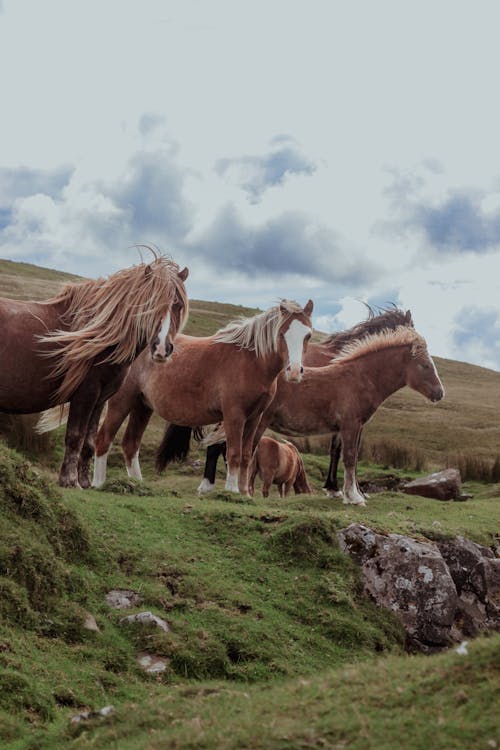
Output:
[
  {"xmin": 167, "ymin": 306, "xmax": 414, "ymax": 495},
  {"xmin": 164, "ymin": 326, "xmax": 444, "ymax": 505},
  {"xmin": 0, "ymin": 255, "xmax": 189, "ymax": 487},
  {"xmin": 249, "ymin": 436, "xmax": 312, "ymax": 498},
  {"xmin": 92, "ymin": 300, "xmax": 314, "ymax": 495}
]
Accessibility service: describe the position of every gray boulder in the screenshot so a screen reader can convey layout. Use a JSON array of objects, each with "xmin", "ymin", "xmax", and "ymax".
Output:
[
  {"xmin": 338, "ymin": 523, "xmax": 457, "ymax": 650},
  {"xmin": 402, "ymin": 468, "xmax": 461, "ymax": 501}
]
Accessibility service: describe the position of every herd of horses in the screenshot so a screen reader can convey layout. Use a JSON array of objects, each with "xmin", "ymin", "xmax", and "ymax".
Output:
[{"xmin": 0, "ymin": 252, "xmax": 445, "ymax": 506}]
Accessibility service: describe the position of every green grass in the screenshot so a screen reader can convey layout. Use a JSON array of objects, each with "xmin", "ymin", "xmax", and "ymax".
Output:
[
  {"xmin": 1, "ymin": 439, "xmax": 499, "ymax": 749},
  {"xmin": 0, "ymin": 258, "xmax": 499, "ymax": 749}
]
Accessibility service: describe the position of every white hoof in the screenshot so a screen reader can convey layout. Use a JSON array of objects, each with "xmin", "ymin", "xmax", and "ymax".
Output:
[
  {"xmin": 343, "ymin": 497, "xmax": 367, "ymax": 507},
  {"xmin": 197, "ymin": 478, "xmax": 215, "ymax": 495},
  {"xmin": 323, "ymin": 488, "xmax": 343, "ymax": 498}
]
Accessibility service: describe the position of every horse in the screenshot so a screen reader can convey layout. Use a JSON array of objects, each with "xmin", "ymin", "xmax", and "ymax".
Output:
[
  {"xmin": 248, "ymin": 436, "xmax": 312, "ymax": 498},
  {"xmin": 163, "ymin": 326, "xmax": 444, "ymax": 505},
  {"xmin": 166, "ymin": 306, "xmax": 415, "ymax": 495},
  {"xmin": 0, "ymin": 253, "xmax": 189, "ymax": 487},
  {"xmin": 92, "ymin": 299, "xmax": 314, "ymax": 495}
]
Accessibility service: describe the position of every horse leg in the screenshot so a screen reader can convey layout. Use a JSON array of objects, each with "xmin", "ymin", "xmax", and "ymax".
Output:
[
  {"xmin": 93, "ymin": 389, "xmax": 137, "ymax": 487},
  {"xmin": 59, "ymin": 384, "xmax": 101, "ymax": 488},
  {"xmin": 239, "ymin": 415, "xmax": 264, "ymax": 495},
  {"xmin": 223, "ymin": 414, "xmax": 244, "ymax": 493},
  {"xmin": 340, "ymin": 425, "xmax": 366, "ymax": 506},
  {"xmin": 78, "ymin": 402, "xmax": 103, "ymax": 489},
  {"xmin": 121, "ymin": 399, "xmax": 153, "ymax": 480},
  {"xmin": 198, "ymin": 442, "xmax": 226, "ymax": 495},
  {"xmin": 323, "ymin": 433, "xmax": 343, "ymax": 497},
  {"xmin": 283, "ymin": 478, "xmax": 294, "ymax": 497}
]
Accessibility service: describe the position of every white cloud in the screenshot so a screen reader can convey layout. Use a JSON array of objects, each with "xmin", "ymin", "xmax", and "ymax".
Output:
[{"xmin": 1, "ymin": 1, "xmax": 500, "ymax": 369}]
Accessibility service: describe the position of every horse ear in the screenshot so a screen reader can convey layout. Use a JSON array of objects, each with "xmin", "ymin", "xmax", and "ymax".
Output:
[
  {"xmin": 144, "ymin": 265, "xmax": 152, "ymax": 278},
  {"xmin": 304, "ymin": 299, "xmax": 314, "ymax": 316},
  {"xmin": 178, "ymin": 266, "xmax": 189, "ymax": 282},
  {"xmin": 405, "ymin": 309, "xmax": 413, "ymax": 325}
]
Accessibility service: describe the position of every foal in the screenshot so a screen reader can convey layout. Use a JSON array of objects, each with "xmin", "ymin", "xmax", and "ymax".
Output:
[
  {"xmin": 93, "ymin": 300, "xmax": 313, "ymax": 495},
  {"xmin": 249, "ymin": 437, "xmax": 312, "ymax": 498}
]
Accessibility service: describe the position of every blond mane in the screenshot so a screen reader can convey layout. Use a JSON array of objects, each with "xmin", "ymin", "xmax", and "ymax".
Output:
[
  {"xmin": 331, "ymin": 326, "xmax": 427, "ymax": 364},
  {"xmin": 213, "ymin": 300, "xmax": 305, "ymax": 358},
  {"xmin": 39, "ymin": 255, "xmax": 189, "ymax": 402}
]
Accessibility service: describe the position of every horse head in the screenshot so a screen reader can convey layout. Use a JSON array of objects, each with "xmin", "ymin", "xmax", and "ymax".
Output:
[
  {"xmin": 151, "ymin": 265, "xmax": 189, "ymax": 362},
  {"xmin": 279, "ymin": 299, "xmax": 314, "ymax": 382},
  {"xmin": 406, "ymin": 341, "xmax": 445, "ymax": 403}
]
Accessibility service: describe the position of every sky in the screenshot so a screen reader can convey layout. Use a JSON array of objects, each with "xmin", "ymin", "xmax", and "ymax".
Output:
[{"xmin": 1, "ymin": 0, "xmax": 500, "ymax": 370}]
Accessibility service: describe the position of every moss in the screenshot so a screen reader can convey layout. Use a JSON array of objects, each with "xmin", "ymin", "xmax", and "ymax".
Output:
[
  {"xmin": 98, "ymin": 478, "xmax": 155, "ymax": 496},
  {"xmin": 267, "ymin": 515, "xmax": 343, "ymax": 568},
  {"xmin": 0, "ymin": 670, "xmax": 54, "ymax": 720}
]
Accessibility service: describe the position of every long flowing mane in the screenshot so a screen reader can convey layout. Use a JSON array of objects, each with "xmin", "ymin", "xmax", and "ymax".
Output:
[
  {"xmin": 322, "ymin": 305, "xmax": 412, "ymax": 352},
  {"xmin": 331, "ymin": 326, "xmax": 427, "ymax": 365},
  {"xmin": 212, "ymin": 300, "xmax": 304, "ymax": 358},
  {"xmin": 39, "ymin": 255, "xmax": 189, "ymax": 402}
]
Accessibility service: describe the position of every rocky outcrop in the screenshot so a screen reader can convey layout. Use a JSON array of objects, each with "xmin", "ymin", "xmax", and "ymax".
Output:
[
  {"xmin": 338, "ymin": 523, "xmax": 499, "ymax": 652},
  {"xmin": 437, "ymin": 536, "xmax": 500, "ymax": 637},
  {"xmin": 402, "ymin": 469, "xmax": 461, "ymax": 501}
]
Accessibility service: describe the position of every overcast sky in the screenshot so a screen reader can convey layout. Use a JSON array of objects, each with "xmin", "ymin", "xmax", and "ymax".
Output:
[{"xmin": 1, "ymin": 0, "xmax": 500, "ymax": 370}]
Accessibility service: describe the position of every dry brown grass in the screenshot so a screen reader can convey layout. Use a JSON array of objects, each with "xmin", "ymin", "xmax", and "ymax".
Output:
[{"xmin": 1, "ymin": 257, "xmax": 500, "ymax": 469}]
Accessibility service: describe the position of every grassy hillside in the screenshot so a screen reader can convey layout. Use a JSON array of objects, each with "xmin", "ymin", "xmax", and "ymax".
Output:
[
  {"xmin": 0, "ymin": 259, "xmax": 498, "ymax": 749},
  {"xmin": 0, "ymin": 441, "xmax": 498, "ymax": 749},
  {"xmin": 1, "ymin": 256, "xmax": 499, "ymax": 472}
]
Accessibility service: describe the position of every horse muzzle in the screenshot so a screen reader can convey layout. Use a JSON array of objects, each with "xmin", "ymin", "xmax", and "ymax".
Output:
[
  {"xmin": 151, "ymin": 341, "xmax": 174, "ymax": 362},
  {"xmin": 285, "ymin": 363, "xmax": 304, "ymax": 382},
  {"xmin": 430, "ymin": 386, "xmax": 445, "ymax": 403}
]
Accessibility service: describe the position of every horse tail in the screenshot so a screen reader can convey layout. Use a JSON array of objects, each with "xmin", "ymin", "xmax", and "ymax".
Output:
[
  {"xmin": 294, "ymin": 450, "xmax": 312, "ymax": 494},
  {"xmin": 156, "ymin": 424, "xmax": 192, "ymax": 473},
  {"xmin": 199, "ymin": 422, "xmax": 226, "ymax": 447},
  {"xmin": 35, "ymin": 404, "xmax": 70, "ymax": 433},
  {"xmin": 36, "ymin": 401, "xmax": 109, "ymax": 434}
]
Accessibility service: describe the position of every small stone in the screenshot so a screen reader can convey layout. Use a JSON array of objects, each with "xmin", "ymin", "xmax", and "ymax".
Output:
[
  {"xmin": 83, "ymin": 614, "xmax": 99, "ymax": 632},
  {"xmin": 137, "ymin": 652, "xmax": 168, "ymax": 673},
  {"xmin": 70, "ymin": 705, "xmax": 115, "ymax": 724},
  {"xmin": 455, "ymin": 641, "xmax": 469, "ymax": 655},
  {"xmin": 120, "ymin": 611, "xmax": 169, "ymax": 632},
  {"xmin": 105, "ymin": 589, "xmax": 143, "ymax": 609}
]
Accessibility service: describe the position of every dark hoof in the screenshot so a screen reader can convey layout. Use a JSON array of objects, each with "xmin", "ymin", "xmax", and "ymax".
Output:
[{"xmin": 58, "ymin": 475, "xmax": 82, "ymax": 489}]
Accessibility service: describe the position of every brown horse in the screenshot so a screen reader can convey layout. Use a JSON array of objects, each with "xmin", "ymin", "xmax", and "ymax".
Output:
[
  {"xmin": 249, "ymin": 436, "xmax": 312, "ymax": 498},
  {"xmin": 0, "ymin": 254, "xmax": 189, "ymax": 487},
  {"xmin": 169, "ymin": 325, "xmax": 444, "ymax": 505},
  {"xmin": 93, "ymin": 299, "xmax": 314, "ymax": 495},
  {"xmin": 167, "ymin": 306, "xmax": 414, "ymax": 494}
]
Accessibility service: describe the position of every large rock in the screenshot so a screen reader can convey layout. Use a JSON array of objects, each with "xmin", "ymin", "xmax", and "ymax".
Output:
[
  {"xmin": 338, "ymin": 524, "xmax": 457, "ymax": 650},
  {"xmin": 338, "ymin": 524, "xmax": 500, "ymax": 650},
  {"xmin": 402, "ymin": 468, "xmax": 461, "ymax": 501},
  {"xmin": 438, "ymin": 537, "xmax": 500, "ymax": 636}
]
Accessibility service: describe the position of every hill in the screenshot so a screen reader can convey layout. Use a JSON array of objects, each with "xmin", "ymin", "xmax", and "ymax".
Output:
[
  {"xmin": 0, "ymin": 258, "xmax": 498, "ymax": 748},
  {"xmin": 1, "ymin": 256, "xmax": 499, "ymax": 472}
]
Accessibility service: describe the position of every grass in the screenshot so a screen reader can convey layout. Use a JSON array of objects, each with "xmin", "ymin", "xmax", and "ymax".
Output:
[
  {"xmin": 1, "ymin": 438, "xmax": 499, "ymax": 748},
  {"xmin": 0, "ymin": 258, "xmax": 499, "ymax": 748}
]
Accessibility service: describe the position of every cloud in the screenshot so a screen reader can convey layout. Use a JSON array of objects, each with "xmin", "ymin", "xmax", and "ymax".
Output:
[
  {"xmin": 186, "ymin": 204, "xmax": 378, "ymax": 286},
  {"xmin": 381, "ymin": 167, "xmax": 500, "ymax": 254},
  {"xmin": 215, "ymin": 137, "xmax": 317, "ymax": 203},
  {"xmin": 452, "ymin": 305, "xmax": 500, "ymax": 370},
  {"xmin": 0, "ymin": 165, "xmax": 73, "ymax": 208},
  {"xmin": 103, "ymin": 149, "xmax": 194, "ymax": 243},
  {"xmin": 0, "ymin": 144, "xmax": 195, "ymax": 273}
]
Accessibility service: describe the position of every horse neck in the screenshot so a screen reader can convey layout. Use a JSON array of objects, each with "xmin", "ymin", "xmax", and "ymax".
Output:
[
  {"xmin": 347, "ymin": 344, "xmax": 409, "ymax": 405},
  {"xmin": 261, "ymin": 349, "xmax": 289, "ymax": 380}
]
